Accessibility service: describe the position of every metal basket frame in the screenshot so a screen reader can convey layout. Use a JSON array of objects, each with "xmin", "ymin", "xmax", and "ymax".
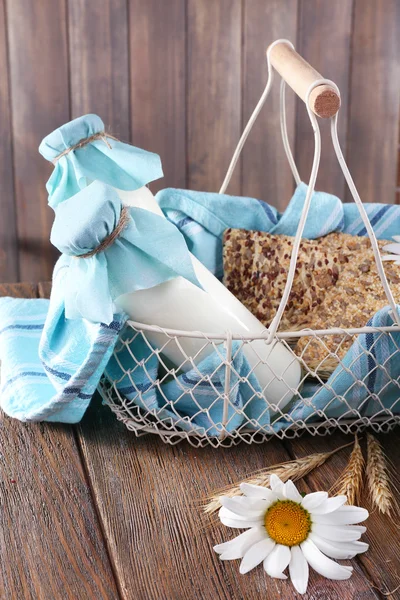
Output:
[{"xmin": 98, "ymin": 39, "xmax": 400, "ymax": 447}]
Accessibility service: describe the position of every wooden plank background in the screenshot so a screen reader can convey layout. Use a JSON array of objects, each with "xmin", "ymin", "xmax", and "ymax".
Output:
[{"xmin": 0, "ymin": 0, "xmax": 399, "ymax": 282}]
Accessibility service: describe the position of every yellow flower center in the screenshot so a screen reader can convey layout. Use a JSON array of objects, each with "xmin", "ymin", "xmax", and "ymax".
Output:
[{"xmin": 264, "ymin": 500, "xmax": 311, "ymax": 546}]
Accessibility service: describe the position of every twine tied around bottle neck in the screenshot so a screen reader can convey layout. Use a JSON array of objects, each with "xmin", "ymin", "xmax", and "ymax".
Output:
[
  {"xmin": 52, "ymin": 131, "xmax": 119, "ymax": 165},
  {"xmin": 77, "ymin": 206, "xmax": 130, "ymax": 259}
]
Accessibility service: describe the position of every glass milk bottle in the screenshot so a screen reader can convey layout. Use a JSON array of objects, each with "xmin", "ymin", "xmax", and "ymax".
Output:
[
  {"xmin": 115, "ymin": 186, "xmax": 301, "ymax": 412},
  {"xmin": 40, "ymin": 114, "xmax": 301, "ymax": 412}
]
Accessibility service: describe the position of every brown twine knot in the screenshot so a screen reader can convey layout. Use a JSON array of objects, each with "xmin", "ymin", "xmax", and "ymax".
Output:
[
  {"xmin": 52, "ymin": 131, "xmax": 119, "ymax": 165},
  {"xmin": 77, "ymin": 206, "xmax": 130, "ymax": 259}
]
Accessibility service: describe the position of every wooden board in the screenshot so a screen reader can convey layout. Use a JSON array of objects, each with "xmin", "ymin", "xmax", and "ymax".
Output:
[
  {"xmin": 129, "ymin": 0, "xmax": 186, "ymax": 192},
  {"xmin": 187, "ymin": 0, "xmax": 242, "ymax": 195},
  {"xmin": 6, "ymin": 0, "xmax": 69, "ymax": 281},
  {"xmin": 295, "ymin": 0, "xmax": 353, "ymax": 200},
  {"xmin": 0, "ymin": 0, "xmax": 18, "ymax": 282},
  {"xmin": 346, "ymin": 0, "xmax": 400, "ymax": 204},
  {"xmin": 77, "ymin": 403, "xmax": 293, "ymax": 600},
  {"xmin": 242, "ymin": 0, "xmax": 298, "ymax": 210},
  {"xmin": 0, "ymin": 283, "xmax": 120, "ymax": 600},
  {"xmin": 68, "ymin": 0, "xmax": 130, "ymax": 139},
  {"xmin": 77, "ymin": 401, "xmax": 383, "ymax": 600}
]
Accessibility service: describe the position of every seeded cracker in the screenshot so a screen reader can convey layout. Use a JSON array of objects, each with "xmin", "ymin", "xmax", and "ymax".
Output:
[{"xmin": 223, "ymin": 230, "xmax": 400, "ymax": 379}]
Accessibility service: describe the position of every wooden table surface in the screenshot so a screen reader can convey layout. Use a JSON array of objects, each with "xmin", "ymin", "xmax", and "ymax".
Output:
[{"xmin": 0, "ymin": 282, "xmax": 399, "ymax": 600}]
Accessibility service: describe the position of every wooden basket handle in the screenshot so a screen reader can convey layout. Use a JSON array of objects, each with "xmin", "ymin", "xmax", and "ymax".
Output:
[{"xmin": 268, "ymin": 42, "xmax": 340, "ymax": 118}]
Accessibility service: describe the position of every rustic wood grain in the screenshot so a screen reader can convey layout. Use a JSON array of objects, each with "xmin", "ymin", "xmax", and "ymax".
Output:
[
  {"xmin": 0, "ymin": 282, "xmax": 120, "ymax": 600},
  {"xmin": 288, "ymin": 432, "xmax": 400, "ymax": 599},
  {"xmin": 242, "ymin": 0, "xmax": 298, "ymax": 210},
  {"xmin": 77, "ymin": 402, "xmax": 294, "ymax": 600},
  {"xmin": 0, "ymin": 0, "xmax": 18, "ymax": 282},
  {"xmin": 295, "ymin": 0, "xmax": 353, "ymax": 200},
  {"xmin": 187, "ymin": 0, "xmax": 242, "ymax": 195},
  {"xmin": 2, "ymin": 1, "xmax": 400, "ymax": 281},
  {"xmin": 346, "ymin": 0, "xmax": 400, "ymax": 204},
  {"xmin": 76, "ymin": 398, "xmax": 383, "ymax": 600},
  {"xmin": 6, "ymin": 0, "xmax": 69, "ymax": 281},
  {"xmin": 129, "ymin": 0, "xmax": 186, "ymax": 192},
  {"xmin": 68, "ymin": 0, "xmax": 130, "ymax": 139}
]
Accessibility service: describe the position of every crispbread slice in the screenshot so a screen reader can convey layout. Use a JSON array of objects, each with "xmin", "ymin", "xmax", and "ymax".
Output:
[{"xmin": 223, "ymin": 229, "xmax": 400, "ymax": 378}]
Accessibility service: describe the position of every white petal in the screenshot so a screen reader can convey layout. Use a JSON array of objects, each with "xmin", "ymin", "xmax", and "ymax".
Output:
[
  {"xmin": 263, "ymin": 544, "xmax": 291, "ymax": 578},
  {"xmin": 284, "ymin": 480, "xmax": 303, "ymax": 503},
  {"xmin": 219, "ymin": 506, "xmax": 263, "ymax": 529},
  {"xmin": 220, "ymin": 496, "xmax": 269, "ymax": 518},
  {"xmin": 301, "ymin": 491, "xmax": 328, "ymax": 510},
  {"xmin": 309, "ymin": 533, "xmax": 366, "ymax": 560},
  {"xmin": 311, "ymin": 496, "xmax": 347, "ymax": 515},
  {"xmin": 219, "ymin": 506, "xmax": 248, "ymax": 521},
  {"xmin": 239, "ymin": 537, "xmax": 276, "ymax": 574},
  {"xmin": 240, "ymin": 483, "xmax": 277, "ymax": 503},
  {"xmin": 214, "ymin": 526, "xmax": 266, "ymax": 558},
  {"xmin": 312, "ymin": 506, "xmax": 369, "ymax": 526},
  {"xmin": 350, "ymin": 525, "xmax": 367, "ymax": 534},
  {"xmin": 392, "ymin": 236, "xmax": 400, "ymax": 243},
  {"xmin": 269, "ymin": 474, "xmax": 285, "ymax": 498},
  {"xmin": 219, "ymin": 515, "xmax": 264, "ymax": 529},
  {"xmin": 312, "ymin": 523, "xmax": 364, "ymax": 542},
  {"xmin": 382, "ymin": 243, "xmax": 400, "ymax": 255},
  {"xmin": 301, "ymin": 539, "xmax": 353, "ymax": 580},
  {"xmin": 381, "ymin": 255, "xmax": 400, "ymax": 262},
  {"xmin": 335, "ymin": 506, "xmax": 369, "ymax": 523},
  {"xmin": 289, "ymin": 545, "xmax": 309, "ymax": 595}
]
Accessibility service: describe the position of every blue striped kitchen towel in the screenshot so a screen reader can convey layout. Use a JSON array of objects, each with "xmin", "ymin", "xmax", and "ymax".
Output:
[
  {"xmin": 104, "ymin": 332, "xmax": 267, "ymax": 436},
  {"xmin": 274, "ymin": 306, "xmax": 400, "ymax": 431},
  {"xmin": 0, "ymin": 256, "xmax": 125, "ymax": 423},
  {"xmin": 157, "ymin": 182, "xmax": 400, "ymax": 277}
]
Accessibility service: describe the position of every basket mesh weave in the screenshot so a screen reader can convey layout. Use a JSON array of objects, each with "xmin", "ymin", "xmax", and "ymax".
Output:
[
  {"xmin": 98, "ymin": 321, "xmax": 400, "ymax": 447},
  {"xmin": 98, "ymin": 45, "xmax": 400, "ymax": 447}
]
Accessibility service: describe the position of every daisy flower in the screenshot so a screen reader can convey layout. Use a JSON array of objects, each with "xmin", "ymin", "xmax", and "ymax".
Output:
[
  {"xmin": 382, "ymin": 236, "xmax": 400, "ymax": 263},
  {"xmin": 214, "ymin": 474, "xmax": 368, "ymax": 595}
]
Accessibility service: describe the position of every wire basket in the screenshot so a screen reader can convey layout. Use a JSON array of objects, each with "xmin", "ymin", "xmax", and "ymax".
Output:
[
  {"xmin": 99, "ymin": 320, "xmax": 400, "ymax": 447},
  {"xmin": 98, "ymin": 40, "xmax": 400, "ymax": 447}
]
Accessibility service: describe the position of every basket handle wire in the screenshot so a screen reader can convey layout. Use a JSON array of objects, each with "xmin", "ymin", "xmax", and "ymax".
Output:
[{"xmin": 219, "ymin": 39, "xmax": 400, "ymax": 339}]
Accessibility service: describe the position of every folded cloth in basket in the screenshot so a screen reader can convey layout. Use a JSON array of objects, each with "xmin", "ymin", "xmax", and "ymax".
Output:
[
  {"xmin": 104, "ymin": 330, "xmax": 267, "ymax": 436},
  {"xmin": 157, "ymin": 182, "xmax": 400, "ymax": 277},
  {"xmin": 98, "ymin": 304, "xmax": 400, "ymax": 434},
  {"xmin": 39, "ymin": 114, "xmax": 163, "ymax": 209},
  {"xmin": 274, "ymin": 306, "xmax": 400, "ymax": 431}
]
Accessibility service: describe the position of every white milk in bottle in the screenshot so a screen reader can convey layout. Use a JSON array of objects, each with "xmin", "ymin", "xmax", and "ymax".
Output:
[{"xmin": 115, "ymin": 186, "xmax": 301, "ymax": 412}]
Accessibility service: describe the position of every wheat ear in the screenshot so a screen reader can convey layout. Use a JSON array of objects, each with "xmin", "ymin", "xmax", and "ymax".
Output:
[
  {"xmin": 331, "ymin": 435, "xmax": 365, "ymax": 505},
  {"xmin": 203, "ymin": 441, "xmax": 353, "ymax": 515},
  {"xmin": 366, "ymin": 433, "xmax": 397, "ymax": 516}
]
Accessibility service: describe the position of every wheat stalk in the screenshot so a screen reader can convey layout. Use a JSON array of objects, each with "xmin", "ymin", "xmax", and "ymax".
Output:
[
  {"xmin": 331, "ymin": 435, "xmax": 364, "ymax": 505},
  {"xmin": 203, "ymin": 441, "xmax": 353, "ymax": 515},
  {"xmin": 366, "ymin": 433, "xmax": 398, "ymax": 516}
]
